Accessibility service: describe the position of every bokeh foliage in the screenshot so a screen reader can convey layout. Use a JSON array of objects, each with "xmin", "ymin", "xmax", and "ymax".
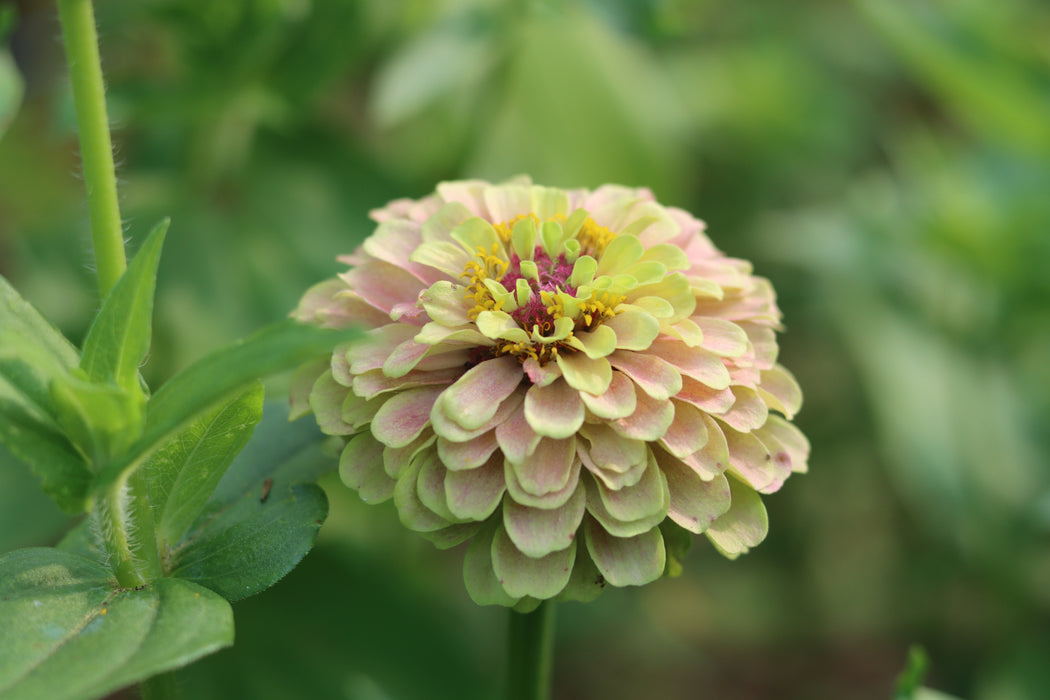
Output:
[{"xmin": 1, "ymin": 0, "xmax": 1048, "ymax": 697}]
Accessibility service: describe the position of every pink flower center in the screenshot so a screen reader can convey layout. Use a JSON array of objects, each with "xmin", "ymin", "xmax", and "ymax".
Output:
[{"xmin": 502, "ymin": 247, "xmax": 576, "ymax": 333}]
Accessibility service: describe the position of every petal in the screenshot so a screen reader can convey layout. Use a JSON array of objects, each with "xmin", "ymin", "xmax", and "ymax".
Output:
[
  {"xmin": 522, "ymin": 357, "xmax": 562, "ymax": 387},
  {"xmin": 419, "ymin": 280, "xmax": 472, "ymax": 326},
  {"xmin": 440, "ymin": 356, "xmax": 523, "ymax": 430},
  {"xmin": 580, "ymin": 423, "xmax": 648, "ymax": 475},
  {"xmin": 393, "ymin": 454, "xmax": 450, "ymax": 533},
  {"xmin": 431, "ymin": 388, "xmax": 524, "ymax": 442},
  {"xmin": 584, "ymin": 518, "xmax": 666, "ymax": 588},
  {"xmin": 437, "ymin": 431, "xmax": 500, "ymax": 470},
  {"xmin": 593, "ymin": 453, "xmax": 669, "ymax": 524},
  {"xmin": 309, "ymin": 370, "xmax": 353, "ymax": 435},
  {"xmin": 289, "ymin": 358, "xmax": 327, "ymax": 420},
  {"xmin": 755, "ymin": 415, "xmax": 810, "ymax": 475},
  {"xmin": 649, "ymin": 340, "xmax": 730, "ymax": 390},
  {"xmin": 555, "ymin": 352, "xmax": 612, "ymax": 395},
  {"xmin": 654, "ymin": 448, "xmax": 731, "ymax": 534},
  {"xmin": 381, "ymin": 338, "xmax": 431, "ymax": 378},
  {"xmin": 719, "ymin": 386, "xmax": 769, "ymax": 433},
  {"xmin": 524, "ymin": 379, "xmax": 585, "ymax": 439},
  {"xmin": 555, "ymin": 543, "xmax": 605, "ymax": 603},
  {"xmin": 694, "ymin": 317, "xmax": 749, "ymax": 357},
  {"xmin": 370, "ymin": 386, "xmax": 444, "ymax": 448},
  {"xmin": 610, "ymin": 389, "xmax": 675, "ymax": 442},
  {"xmin": 348, "ymin": 324, "xmax": 419, "ymax": 374},
  {"xmin": 483, "ymin": 184, "xmax": 531, "ymax": 222},
  {"xmin": 464, "ymin": 521, "xmax": 520, "ymax": 607},
  {"xmin": 565, "ymin": 325, "xmax": 617, "ymax": 359},
  {"xmin": 409, "ymin": 240, "xmax": 472, "ymax": 279},
  {"xmin": 584, "ymin": 468, "xmax": 668, "ymax": 538},
  {"xmin": 722, "ymin": 425, "xmax": 776, "ymax": 492},
  {"xmin": 505, "ymin": 456, "xmax": 581, "ymax": 510},
  {"xmin": 352, "ymin": 366, "xmax": 461, "ymax": 400},
  {"xmin": 510, "ymin": 437, "xmax": 576, "ymax": 496},
  {"xmin": 578, "ymin": 442, "xmax": 649, "ymax": 491},
  {"xmin": 416, "ymin": 452, "xmax": 456, "ymax": 521},
  {"xmin": 421, "ymin": 200, "xmax": 474, "ymax": 242},
  {"xmin": 705, "ymin": 477, "xmax": 768, "ymax": 558},
  {"xmin": 676, "ymin": 376, "xmax": 735, "ymax": 414},
  {"xmin": 382, "ymin": 433, "xmax": 435, "ymax": 479},
  {"xmin": 445, "ymin": 453, "xmax": 506, "ymax": 520},
  {"xmin": 495, "ymin": 399, "xmax": 542, "ymax": 464},
  {"xmin": 342, "ymin": 391, "xmax": 382, "ymax": 431},
  {"xmin": 680, "ymin": 414, "xmax": 730, "ymax": 481},
  {"xmin": 659, "ymin": 400, "xmax": 710, "ymax": 458},
  {"xmin": 342, "ymin": 260, "xmax": 424, "ymax": 314},
  {"xmin": 339, "ymin": 432, "xmax": 395, "ymax": 503},
  {"xmin": 579, "ymin": 371, "xmax": 636, "ymax": 420},
  {"xmin": 757, "ymin": 365, "xmax": 803, "ymax": 420},
  {"xmin": 503, "ymin": 484, "xmax": 586, "ymax": 558},
  {"xmin": 604, "ymin": 309, "xmax": 661, "ymax": 351},
  {"xmin": 609, "ymin": 350, "xmax": 682, "ymax": 401},
  {"xmin": 492, "ymin": 525, "xmax": 576, "ymax": 600}
]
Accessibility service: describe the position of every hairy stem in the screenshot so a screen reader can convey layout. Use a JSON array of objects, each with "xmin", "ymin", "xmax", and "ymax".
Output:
[
  {"xmin": 57, "ymin": 0, "xmax": 126, "ymax": 298},
  {"xmin": 97, "ymin": 467, "xmax": 161, "ymax": 589},
  {"xmin": 507, "ymin": 601, "xmax": 556, "ymax": 700}
]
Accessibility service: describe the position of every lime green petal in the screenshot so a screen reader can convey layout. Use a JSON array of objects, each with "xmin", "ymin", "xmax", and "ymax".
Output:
[
  {"xmin": 627, "ymin": 273, "xmax": 695, "ymax": 323},
  {"xmin": 556, "ymin": 352, "xmax": 612, "ymax": 395},
  {"xmin": 757, "ymin": 365, "xmax": 803, "ymax": 420},
  {"xmin": 705, "ymin": 477, "xmax": 768, "ymax": 558},
  {"xmin": 596, "ymin": 234, "xmax": 644, "ymax": 276},
  {"xmin": 511, "ymin": 217, "xmax": 538, "ymax": 261},
  {"xmin": 340, "ymin": 433, "xmax": 395, "ymax": 503},
  {"xmin": 639, "ymin": 242, "xmax": 690, "ymax": 271},
  {"xmin": 566, "ymin": 325, "xmax": 617, "ymax": 359},
  {"xmin": 555, "ymin": 542, "xmax": 605, "ymax": 603},
  {"xmin": 410, "ymin": 240, "xmax": 471, "ymax": 279},
  {"xmin": 604, "ymin": 309, "xmax": 660, "ymax": 351},
  {"xmin": 420, "ymin": 281, "xmax": 472, "ymax": 326},
  {"xmin": 437, "ymin": 431, "xmax": 500, "ymax": 471},
  {"xmin": 579, "ymin": 371, "xmax": 636, "ymax": 420},
  {"xmin": 492, "ymin": 525, "xmax": 575, "ymax": 600},
  {"xmin": 483, "ymin": 184, "xmax": 531, "ymax": 223},
  {"xmin": 421, "ymin": 201, "xmax": 474, "ymax": 242},
  {"xmin": 309, "ymin": 370, "xmax": 353, "ymax": 435},
  {"xmin": 524, "ymin": 379, "xmax": 584, "ymax": 439},
  {"xmin": 421, "ymin": 523, "xmax": 481, "ymax": 550},
  {"xmin": 450, "ymin": 217, "xmax": 501, "ymax": 255},
  {"xmin": 530, "ymin": 185, "xmax": 570, "ymax": 220},
  {"xmin": 584, "ymin": 518, "xmax": 666, "ymax": 587},
  {"xmin": 504, "ymin": 457, "xmax": 581, "ymax": 510},
  {"xmin": 382, "ymin": 433, "xmax": 434, "ymax": 479},
  {"xmin": 394, "ymin": 455, "xmax": 450, "ymax": 533}
]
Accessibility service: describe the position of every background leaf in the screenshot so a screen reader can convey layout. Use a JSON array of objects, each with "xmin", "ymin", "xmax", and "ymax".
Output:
[{"xmin": 0, "ymin": 548, "xmax": 233, "ymax": 700}]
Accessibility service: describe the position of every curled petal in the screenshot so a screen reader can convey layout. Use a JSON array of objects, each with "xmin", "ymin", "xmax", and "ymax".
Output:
[{"xmin": 440, "ymin": 356, "xmax": 524, "ymax": 430}]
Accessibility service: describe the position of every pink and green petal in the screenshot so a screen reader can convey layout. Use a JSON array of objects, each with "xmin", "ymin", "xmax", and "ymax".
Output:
[
  {"xmin": 504, "ymin": 457, "xmax": 582, "ymax": 510},
  {"xmin": 603, "ymin": 309, "xmax": 661, "ymax": 351},
  {"xmin": 579, "ymin": 371, "xmax": 636, "ymax": 420},
  {"xmin": 340, "ymin": 433, "xmax": 395, "ymax": 504},
  {"xmin": 464, "ymin": 521, "xmax": 521, "ymax": 607},
  {"xmin": 655, "ymin": 448, "xmax": 731, "ymax": 534},
  {"xmin": 704, "ymin": 477, "xmax": 769, "ymax": 558},
  {"xmin": 394, "ymin": 456, "xmax": 451, "ymax": 533},
  {"xmin": 679, "ymin": 414, "xmax": 731, "ymax": 481},
  {"xmin": 492, "ymin": 525, "xmax": 575, "ymax": 600},
  {"xmin": 757, "ymin": 365, "xmax": 803, "ymax": 420},
  {"xmin": 694, "ymin": 317, "xmax": 749, "ymax": 357},
  {"xmin": 440, "ymin": 356, "xmax": 523, "ymax": 430},
  {"xmin": 610, "ymin": 389, "xmax": 675, "ymax": 442},
  {"xmin": 289, "ymin": 358, "xmax": 327, "ymax": 420},
  {"xmin": 370, "ymin": 385, "xmax": 444, "ymax": 448},
  {"xmin": 719, "ymin": 386, "xmax": 770, "ymax": 433},
  {"xmin": 502, "ymin": 484, "xmax": 586, "ymax": 558},
  {"xmin": 382, "ymin": 433, "xmax": 435, "ymax": 479},
  {"xmin": 584, "ymin": 471, "xmax": 667, "ymax": 538},
  {"xmin": 659, "ymin": 400, "xmax": 710, "ymax": 458},
  {"xmin": 755, "ymin": 415, "xmax": 810, "ymax": 474},
  {"xmin": 593, "ymin": 453, "xmax": 669, "ymax": 523},
  {"xmin": 494, "ymin": 400, "xmax": 542, "ymax": 464},
  {"xmin": 445, "ymin": 454, "xmax": 506, "ymax": 520},
  {"xmin": 342, "ymin": 260, "xmax": 424, "ymax": 315},
  {"xmin": 648, "ymin": 340, "xmax": 731, "ymax": 390},
  {"xmin": 437, "ymin": 431, "xmax": 500, "ymax": 470},
  {"xmin": 676, "ymin": 376, "xmax": 735, "ymax": 414},
  {"xmin": 555, "ymin": 352, "xmax": 612, "ymax": 395},
  {"xmin": 509, "ymin": 436, "xmax": 576, "ymax": 497},
  {"xmin": 310, "ymin": 371, "xmax": 354, "ymax": 435},
  {"xmin": 524, "ymin": 379, "xmax": 585, "ymax": 439},
  {"xmin": 416, "ymin": 452, "xmax": 457, "ymax": 522},
  {"xmin": 555, "ymin": 544, "xmax": 605, "ymax": 603},
  {"xmin": 722, "ymin": 425, "xmax": 777, "ymax": 492},
  {"xmin": 584, "ymin": 518, "xmax": 666, "ymax": 587},
  {"xmin": 609, "ymin": 350, "xmax": 682, "ymax": 401},
  {"xmin": 522, "ymin": 357, "xmax": 562, "ymax": 387}
]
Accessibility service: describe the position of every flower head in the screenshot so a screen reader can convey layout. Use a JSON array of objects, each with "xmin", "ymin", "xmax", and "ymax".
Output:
[{"xmin": 292, "ymin": 177, "xmax": 808, "ymax": 608}]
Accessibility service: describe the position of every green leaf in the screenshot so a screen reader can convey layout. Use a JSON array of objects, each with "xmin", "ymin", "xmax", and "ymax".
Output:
[
  {"xmin": 0, "ymin": 548, "xmax": 233, "ymax": 700},
  {"xmin": 166, "ymin": 402, "xmax": 333, "ymax": 601},
  {"xmin": 0, "ymin": 276, "xmax": 89, "ymax": 513},
  {"xmin": 81, "ymin": 219, "xmax": 168, "ymax": 394},
  {"xmin": 150, "ymin": 383, "xmax": 264, "ymax": 552},
  {"xmin": 94, "ymin": 320, "xmax": 359, "ymax": 493},
  {"xmin": 894, "ymin": 645, "xmax": 929, "ymax": 700},
  {"xmin": 50, "ymin": 370, "xmax": 145, "ymax": 466}
]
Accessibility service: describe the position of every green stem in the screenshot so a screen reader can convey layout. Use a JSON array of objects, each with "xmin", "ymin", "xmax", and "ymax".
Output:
[
  {"xmin": 139, "ymin": 671, "xmax": 179, "ymax": 700},
  {"xmin": 97, "ymin": 466, "xmax": 161, "ymax": 589},
  {"xmin": 57, "ymin": 0, "xmax": 126, "ymax": 298},
  {"xmin": 507, "ymin": 601, "xmax": 556, "ymax": 700}
]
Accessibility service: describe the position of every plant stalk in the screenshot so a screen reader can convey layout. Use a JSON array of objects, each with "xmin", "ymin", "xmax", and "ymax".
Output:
[
  {"xmin": 507, "ymin": 601, "xmax": 556, "ymax": 700},
  {"xmin": 98, "ymin": 466, "xmax": 162, "ymax": 589},
  {"xmin": 57, "ymin": 0, "xmax": 126, "ymax": 298},
  {"xmin": 139, "ymin": 671, "xmax": 179, "ymax": 700}
]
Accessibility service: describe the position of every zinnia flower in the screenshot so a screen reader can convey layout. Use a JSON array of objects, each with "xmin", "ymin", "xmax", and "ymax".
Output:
[{"xmin": 291, "ymin": 177, "xmax": 808, "ymax": 608}]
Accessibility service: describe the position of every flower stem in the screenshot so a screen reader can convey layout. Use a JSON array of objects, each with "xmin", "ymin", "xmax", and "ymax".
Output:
[
  {"xmin": 139, "ymin": 671, "xmax": 179, "ymax": 700},
  {"xmin": 507, "ymin": 601, "xmax": 556, "ymax": 700},
  {"xmin": 57, "ymin": 0, "xmax": 126, "ymax": 298},
  {"xmin": 97, "ymin": 466, "xmax": 162, "ymax": 589}
]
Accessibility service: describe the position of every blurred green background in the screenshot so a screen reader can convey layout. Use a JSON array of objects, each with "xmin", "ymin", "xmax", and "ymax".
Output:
[{"xmin": 2, "ymin": 0, "xmax": 1049, "ymax": 698}]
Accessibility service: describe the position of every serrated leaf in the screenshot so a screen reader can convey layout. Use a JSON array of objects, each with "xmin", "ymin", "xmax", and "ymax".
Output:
[
  {"xmin": 0, "ymin": 548, "xmax": 233, "ymax": 700},
  {"xmin": 81, "ymin": 219, "xmax": 168, "ymax": 394},
  {"xmin": 149, "ymin": 383, "xmax": 264, "ymax": 552},
  {"xmin": 165, "ymin": 401, "xmax": 334, "ymax": 601},
  {"xmin": 0, "ymin": 276, "xmax": 90, "ymax": 512},
  {"xmin": 93, "ymin": 320, "xmax": 359, "ymax": 493}
]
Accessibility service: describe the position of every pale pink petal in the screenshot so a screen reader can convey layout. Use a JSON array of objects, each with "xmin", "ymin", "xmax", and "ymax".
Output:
[
  {"xmin": 494, "ymin": 400, "xmax": 542, "ymax": 464},
  {"xmin": 591, "ymin": 455, "xmax": 669, "ymax": 525},
  {"xmin": 504, "ymin": 456, "xmax": 581, "ymax": 510},
  {"xmin": 370, "ymin": 386, "xmax": 444, "ymax": 448},
  {"xmin": 705, "ymin": 477, "xmax": 768, "ymax": 558},
  {"xmin": 694, "ymin": 317, "xmax": 749, "ymax": 357},
  {"xmin": 509, "ymin": 437, "xmax": 576, "ymax": 496},
  {"xmin": 352, "ymin": 366, "xmax": 461, "ymax": 400},
  {"xmin": 659, "ymin": 400, "xmax": 710, "ymax": 458},
  {"xmin": 655, "ymin": 448, "xmax": 731, "ymax": 534},
  {"xmin": 719, "ymin": 386, "xmax": 769, "ymax": 433},
  {"xmin": 754, "ymin": 415, "xmax": 810, "ymax": 475},
  {"xmin": 440, "ymin": 356, "xmax": 524, "ymax": 430},
  {"xmin": 676, "ymin": 376, "xmax": 735, "ymax": 414},
  {"xmin": 757, "ymin": 365, "xmax": 803, "ymax": 420},
  {"xmin": 522, "ymin": 357, "xmax": 562, "ymax": 387},
  {"xmin": 342, "ymin": 260, "xmax": 425, "ymax": 315},
  {"xmin": 503, "ymin": 484, "xmax": 586, "ymax": 558},
  {"xmin": 437, "ymin": 431, "xmax": 500, "ymax": 471},
  {"xmin": 610, "ymin": 389, "xmax": 675, "ymax": 441},
  {"xmin": 721, "ymin": 424, "xmax": 776, "ymax": 492},
  {"xmin": 648, "ymin": 340, "xmax": 730, "ymax": 390},
  {"xmin": 679, "ymin": 414, "xmax": 730, "ymax": 481},
  {"xmin": 430, "ymin": 388, "xmax": 524, "ymax": 443},
  {"xmin": 609, "ymin": 350, "xmax": 682, "ymax": 401},
  {"xmin": 393, "ymin": 454, "xmax": 450, "ymax": 533},
  {"xmin": 445, "ymin": 453, "xmax": 506, "ymax": 520},
  {"xmin": 579, "ymin": 371, "xmax": 636, "ymax": 420},
  {"xmin": 309, "ymin": 371, "xmax": 353, "ymax": 435},
  {"xmin": 348, "ymin": 324, "xmax": 419, "ymax": 374}
]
